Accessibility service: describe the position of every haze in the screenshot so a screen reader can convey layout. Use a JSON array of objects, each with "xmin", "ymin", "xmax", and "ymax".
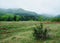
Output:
[{"xmin": 0, "ymin": 0, "xmax": 60, "ymax": 15}]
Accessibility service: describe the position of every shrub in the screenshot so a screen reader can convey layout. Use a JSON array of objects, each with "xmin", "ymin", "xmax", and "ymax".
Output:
[{"xmin": 33, "ymin": 23, "xmax": 49, "ymax": 40}]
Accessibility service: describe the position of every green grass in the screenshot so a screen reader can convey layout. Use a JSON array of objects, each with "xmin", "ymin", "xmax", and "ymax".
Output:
[{"xmin": 0, "ymin": 21, "xmax": 60, "ymax": 43}]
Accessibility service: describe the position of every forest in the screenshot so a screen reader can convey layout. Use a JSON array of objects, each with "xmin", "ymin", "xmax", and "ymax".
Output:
[{"xmin": 0, "ymin": 8, "xmax": 60, "ymax": 22}]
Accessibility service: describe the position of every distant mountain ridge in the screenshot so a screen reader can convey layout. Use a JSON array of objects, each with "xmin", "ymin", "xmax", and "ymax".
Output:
[
  {"xmin": 0, "ymin": 8, "xmax": 60, "ymax": 19},
  {"xmin": 0, "ymin": 8, "xmax": 39, "ymax": 16}
]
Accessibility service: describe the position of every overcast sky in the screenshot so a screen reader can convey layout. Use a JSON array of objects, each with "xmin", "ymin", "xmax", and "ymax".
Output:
[{"xmin": 0, "ymin": 0, "xmax": 60, "ymax": 15}]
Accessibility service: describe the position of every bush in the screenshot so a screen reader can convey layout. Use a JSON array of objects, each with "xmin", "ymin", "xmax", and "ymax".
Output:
[{"xmin": 33, "ymin": 23, "xmax": 49, "ymax": 40}]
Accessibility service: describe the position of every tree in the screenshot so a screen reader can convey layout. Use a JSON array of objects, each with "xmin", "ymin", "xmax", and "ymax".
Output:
[
  {"xmin": 38, "ymin": 16, "xmax": 44, "ymax": 21},
  {"xmin": 33, "ymin": 23, "xmax": 49, "ymax": 40},
  {"xmin": 13, "ymin": 15, "xmax": 17, "ymax": 21}
]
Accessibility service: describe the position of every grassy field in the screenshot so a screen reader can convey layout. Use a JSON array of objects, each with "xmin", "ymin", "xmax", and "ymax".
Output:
[{"xmin": 0, "ymin": 21, "xmax": 60, "ymax": 43}]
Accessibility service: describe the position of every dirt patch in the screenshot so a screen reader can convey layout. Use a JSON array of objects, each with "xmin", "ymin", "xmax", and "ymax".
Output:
[{"xmin": 43, "ymin": 22, "xmax": 60, "ymax": 24}]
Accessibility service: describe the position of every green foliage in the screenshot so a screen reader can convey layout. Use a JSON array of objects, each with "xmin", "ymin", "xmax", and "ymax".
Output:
[
  {"xmin": 33, "ymin": 23, "xmax": 49, "ymax": 40},
  {"xmin": 38, "ymin": 16, "xmax": 44, "ymax": 21},
  {"xmin": 0, "ymin": 8, "xmax": 60, "ymax": 21},
  {"xmin": 13, "ymin": 15, "xmax": 17, "ymax": 21},
  {"xmin": 0, "ymin": 13, "xmax": 38, "ymax": 21},
  {"xmin": 51, "ymin": 17, "xmax": 60, "ymax": 22},
  {"xmin": 0, "ymin": 21, "xmax": 60, "ymax": 43}
]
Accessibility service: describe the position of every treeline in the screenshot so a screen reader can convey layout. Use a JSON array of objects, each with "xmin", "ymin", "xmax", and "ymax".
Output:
[
  {"xmin": 51, "ymin": 17, "xmax": 60, "ymax": 22},
  {"xmin": 0, "ymin": 14, "xmax": 38, "ymax": 21},
  {"xmin": 0, "ymin": 13, "xmax": 60, "ymax": 22},
  {"xmin": 0, "ymin": 8, "xmax": 60, "ymax": 22},
  {"xmin": 0, "ymin": 8, "xmax": 39, "ymax": 21}
]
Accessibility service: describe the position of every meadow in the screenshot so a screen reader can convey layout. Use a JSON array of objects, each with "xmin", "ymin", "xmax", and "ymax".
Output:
[{"xmin": 0, "ymin": 21, "xmax": 60, "ymax": 43}]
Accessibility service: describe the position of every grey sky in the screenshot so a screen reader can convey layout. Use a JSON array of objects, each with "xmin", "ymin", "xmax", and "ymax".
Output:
[{"xmin": 0, "ymin": 0, "xmax": 60, "ymax": 15}]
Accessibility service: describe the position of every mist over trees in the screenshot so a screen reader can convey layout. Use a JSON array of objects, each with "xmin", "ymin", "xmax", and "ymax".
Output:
[{"xmin": 0, "ymin": 8, "xmax": 60, "ymax": 22}]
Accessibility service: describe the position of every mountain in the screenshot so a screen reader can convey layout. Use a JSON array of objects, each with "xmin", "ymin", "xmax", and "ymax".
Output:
[
  {"xmin": 55, "ymin": 15, "xmax": 60, "ymax": 18},
  {"xmin": 0, "ymin": 8, "xmax": 40, "ymax": 21},
  {"xmin": 0, "ymin": 8, "xmax": 56, "ymax": 17},
  {"xmin": 0, "ymin": 8, "xmax": 58, "ymax": 21},
  {"xmin": 0, "ymin": 8, "xmax": 38, "ymax": 16}
]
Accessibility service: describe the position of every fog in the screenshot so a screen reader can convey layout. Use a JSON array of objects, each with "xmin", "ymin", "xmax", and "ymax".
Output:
[{"xmin": 0, "ymin": 0, "xmax": 60, "ymax": 15}]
